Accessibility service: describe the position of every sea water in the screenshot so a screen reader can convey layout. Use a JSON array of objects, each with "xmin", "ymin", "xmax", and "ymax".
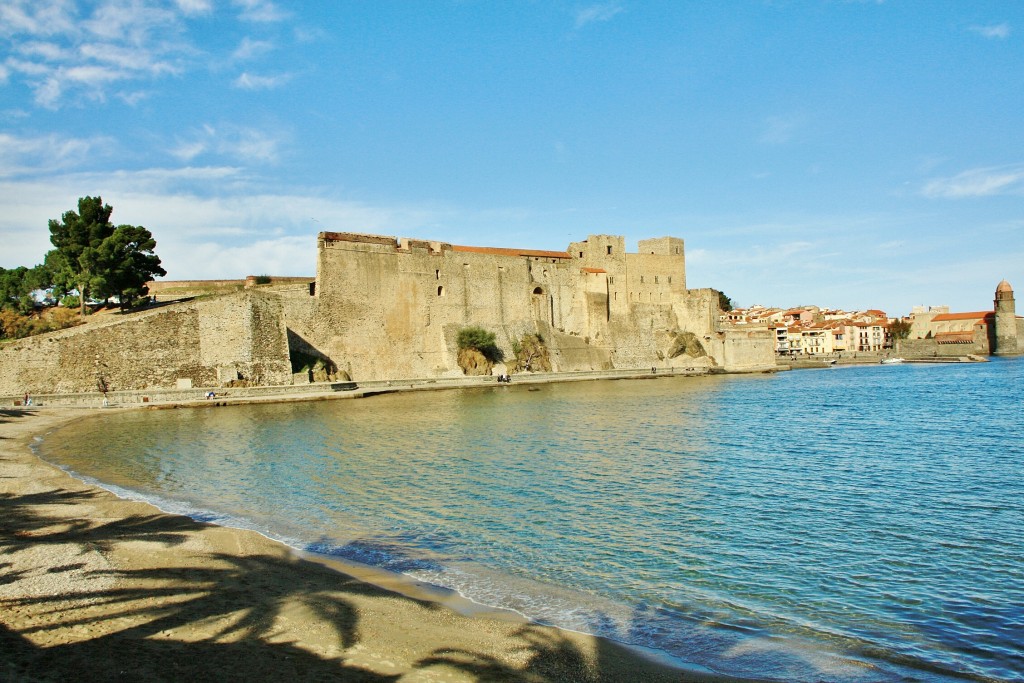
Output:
[{"xmin": 39, "ymin": 359, "xmax": 1024, "ymax": 682}]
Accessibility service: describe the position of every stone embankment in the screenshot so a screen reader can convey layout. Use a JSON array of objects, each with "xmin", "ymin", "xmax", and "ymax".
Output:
[
  {"xmin": 3, "ymin": 365, "xmax": 775, "ymax": 410},
  {"xmin": 782, "ymin": 354, "xmax": 987, "ymax": 370}
]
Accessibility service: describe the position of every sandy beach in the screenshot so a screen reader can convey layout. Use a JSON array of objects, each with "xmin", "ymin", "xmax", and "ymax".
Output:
[{"xmin": 0, "ymin": 406, "xmax": 751, "ymax": 682}]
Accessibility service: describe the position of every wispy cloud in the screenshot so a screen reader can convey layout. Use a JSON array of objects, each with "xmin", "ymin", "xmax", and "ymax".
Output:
[
  {"xmin": 174, "ymin": 0, "xmax": 212, "ymax": 16},
  {"xmin": 574, "ymin": 2, "xmax": 624, "ymax": 29},
  {"xmin": 0, "ymin": 132, "xmax": 113, "ymax": 177},
  {"xmin": 759, "ymin": 114, "xmax": 807, "ymax": 145},
  {"xmin": 233, "ymin": 71, "xmax": 292, "ymax": 90},
  {"xmin": 0, "ymin": 0, "xmax": 294, "ymax": 109},
  {"xmin": 170, "ymin": 124, "xmax": 287, "ymax": 164},
  {"xmin": 233, "ymin": 0, "xmax": 288, "ymax": 23},
  {"xmin": 1, "ymin": 0, "xmax": 194, "ymax": 109},
  {"xmin": 232, "ymin": 37, "xmax": 275, "ymax": 61},
  {"xmin": 969, "ymin": 23, "xmax": 1010, "ymax": 40},
  {"xmin": 922, "ymin": 164, "xmax": 1024, "ymax": 198},
  {"xmin": 0, "ymin": 170, "xmax": 446, "ymax": 278},
  {"xmin": 0, "ymin": 1, "xmax": 78, "ymax": 37}
]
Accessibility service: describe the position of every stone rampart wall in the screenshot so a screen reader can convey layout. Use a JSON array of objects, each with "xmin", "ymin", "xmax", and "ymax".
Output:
[
  {"xmin": 0, "ymin": 291, "xmax": 291, "ymax": 395},
  {"xmin": 289, "ymin": 232, "xmax": 776, "ymax": 381},
  {"xmin": 898, "ymin": 338, "xmax": 986, "ymax": 357}
]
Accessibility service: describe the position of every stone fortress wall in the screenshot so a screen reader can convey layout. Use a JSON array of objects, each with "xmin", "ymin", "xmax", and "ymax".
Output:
[
  {"xmin": 284, "ymin": 232, "xmax": 776, "ymax": 381},
  {"xmin": 0, "ymin": 230, "xmax": 777, "ymax": 396},
  {"xmin": 0, "ymin": 291, "xmax": 291, "ymax": 395}
]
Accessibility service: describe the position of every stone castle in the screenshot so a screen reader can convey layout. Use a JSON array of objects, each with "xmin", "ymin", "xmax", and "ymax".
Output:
[{"xmin": 0, "ymin": 231, "xmax": 776, "ymax": 396}]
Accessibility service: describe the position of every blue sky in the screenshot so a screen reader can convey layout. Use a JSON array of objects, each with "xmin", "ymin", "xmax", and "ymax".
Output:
[{"xmin": 1, "ymin": 1, "xmax": 1022, "ymax": 315}]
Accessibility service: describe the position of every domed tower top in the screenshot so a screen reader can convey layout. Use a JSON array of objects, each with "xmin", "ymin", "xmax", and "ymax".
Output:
[{"xmin": 996, "ymin": 280, "xmax": 1014, "ymax": 301}]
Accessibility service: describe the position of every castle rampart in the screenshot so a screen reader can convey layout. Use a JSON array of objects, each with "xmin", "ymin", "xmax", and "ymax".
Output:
[
  {"xmin": 0, "ymin": 230, "xmax": 776, "ymax": 396},
  {"xmin": 0, "ymin": 291, "xmax": 291, "ymax": 395},
  {"xmin": 286, "ymin": 231, "xmax": 774, "ymax": 380}
]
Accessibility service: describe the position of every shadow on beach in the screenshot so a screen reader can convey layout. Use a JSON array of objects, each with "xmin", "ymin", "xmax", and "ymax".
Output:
[
  {"xmin": 0, "ymin": 409, "xmax": 38, "ymax": 437},
  {"xmin": 0, "ymin": 485, "xmax": 687, "ymax": 682}
]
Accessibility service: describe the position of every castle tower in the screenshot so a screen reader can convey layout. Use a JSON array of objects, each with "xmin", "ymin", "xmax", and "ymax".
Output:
[{"xmin": 993, "ymin": 280, "xmax": 1019, "ymax": 356}]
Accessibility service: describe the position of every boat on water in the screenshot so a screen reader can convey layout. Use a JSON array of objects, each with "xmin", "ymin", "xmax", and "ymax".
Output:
[{"xmin": 880, "ymin": 358, "xmax": 905, "ymax": 364}]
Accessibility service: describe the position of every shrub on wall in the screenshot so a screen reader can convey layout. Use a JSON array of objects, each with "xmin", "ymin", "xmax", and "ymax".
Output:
[
  {"xmin": 511, "ymin": 333, "xmax": 550, "ymax": 373},
  {"xmin": 456, "ymin": 326, "xmax": 503, "ymax": 362},
  {"xmin": 0, "ymin": 307, "xmax": 82, "ymax": 340}
]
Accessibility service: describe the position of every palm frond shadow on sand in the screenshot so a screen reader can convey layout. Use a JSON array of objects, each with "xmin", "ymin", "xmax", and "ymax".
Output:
[{"xmin": 0, "ymin": 486, "xmax": 676, "ymax": 682}]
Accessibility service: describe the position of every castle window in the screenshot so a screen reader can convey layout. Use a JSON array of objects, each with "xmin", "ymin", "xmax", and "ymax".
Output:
[
  {"xmin": 579, "ymin": 251, "xmax": 584, "ymax": 258},
  {"xmin": 640, "ymin": 276, "xmax": 644, "ymax": 284},
  {"xmin": 533, "ymin": 287, "xmax": 544, "ymax": 295},
  {"xmin": 607, "ymin": 245, "xmax": 612, "ymax": 255},
  {"xmin": 668, "ymin": 276, "xmax": 672, "ymax": 284},
  {"xmin": 654, "ymin": 276, "xmax": 659, "ymax": 284},
  {"xmin": 437, "ymin": 285, "xmax": 445, "ymax": 297},
  {"xmin": 608, "ymin": 276, "xmax": 614, "ymax": 284},
  {"xmin": 435, "ymin": 269, "xmax": 440, "ymax": 280}
]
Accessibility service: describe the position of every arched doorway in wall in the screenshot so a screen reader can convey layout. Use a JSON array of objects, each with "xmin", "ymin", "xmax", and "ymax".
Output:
[{"xmin": 532, "ymin": 286, "xmax": 553, "ymax": 325}]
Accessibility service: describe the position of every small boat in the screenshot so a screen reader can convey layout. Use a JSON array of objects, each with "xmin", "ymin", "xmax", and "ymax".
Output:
[{"xmin": 880, "ymin": 358, "xmax": 905, "ymax": 364}]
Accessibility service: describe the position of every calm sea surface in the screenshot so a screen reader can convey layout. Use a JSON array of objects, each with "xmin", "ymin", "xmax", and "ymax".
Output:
[{"xmin": 39, "ymin": 359, "xmax": 1024, "ymax": 682}]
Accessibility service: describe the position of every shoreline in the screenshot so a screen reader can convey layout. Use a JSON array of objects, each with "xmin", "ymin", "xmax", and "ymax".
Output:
[{"xmin": 1, "ymin": 406, "xmax": 761, "ymax": 682}]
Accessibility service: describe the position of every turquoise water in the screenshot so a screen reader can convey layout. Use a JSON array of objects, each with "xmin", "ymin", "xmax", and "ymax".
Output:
[{"xmin": 40, "ymin": 360, "xmax": 1024, "ymax": 682}]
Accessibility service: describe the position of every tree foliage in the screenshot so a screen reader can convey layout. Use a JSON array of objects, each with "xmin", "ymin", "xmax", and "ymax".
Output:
[
  {"xmin": 47, "ymin": 196, "xmax": 165, "ymax": 313},
  {"xmin": 456, "ymin": 326, "xmax": 503, "ymax": 362},
  {"xmin": 889, "ymin": 318, "xmax": 912, "ymax": 341},
  {"xmin": 717, "ymin": 290, "xmax": 733, "ymax": 312},
  {"xmin": 0, "ymin": 264, "xmax": 54, "ymax": 313}
]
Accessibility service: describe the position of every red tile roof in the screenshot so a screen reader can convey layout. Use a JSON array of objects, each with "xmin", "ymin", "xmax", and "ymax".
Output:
[
  {"xmin": 451, "ymin": 244, "xmax": 571, "ymax": 259},
  {"xmin": 930, "ymin": 311, "xmax": 993, "ymax": 323}
]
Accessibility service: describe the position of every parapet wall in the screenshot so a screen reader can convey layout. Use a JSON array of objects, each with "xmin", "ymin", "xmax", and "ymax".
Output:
[{"xmin": 0, "ymin": 291, "xmax": 291, "ymax": 395}]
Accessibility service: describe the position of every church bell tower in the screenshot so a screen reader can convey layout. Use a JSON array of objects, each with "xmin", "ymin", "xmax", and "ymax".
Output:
[{"xmin": 993, "ymin": 280, "xmax": 1020, "ymax": 356}]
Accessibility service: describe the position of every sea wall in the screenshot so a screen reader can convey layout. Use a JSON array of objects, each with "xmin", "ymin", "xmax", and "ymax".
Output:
[{"xmin": 0, "ymin": 291, "xmax": 291, "ymax": 395}]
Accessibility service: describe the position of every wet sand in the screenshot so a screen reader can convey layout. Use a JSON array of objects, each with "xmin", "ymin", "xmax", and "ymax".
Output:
[{"xmin": 0, "ymin": 407, "xmax": 753, "ymax": 682}]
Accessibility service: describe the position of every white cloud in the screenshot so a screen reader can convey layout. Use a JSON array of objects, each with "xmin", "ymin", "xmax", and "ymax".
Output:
[
  {"xmin": 922, "ymin": 164, "xmax": 1024, "ymax": 198},
  {"xmin": 233, "ymin": 71, "xmax": 292, "ymax": 90},
  {"xmin": 0, "ymin": 0, "xmax": 231, "ymax": 109},
  {"xmin": 234, "ymin": 0, "xmax": 288, "ymax": 23},
  {"xmin": 0, "ymin": 132, "xmax": 113, "ymax": 177},
  {"xmin": 117, "ymin": 90, "xmax": 150, "ymax": 106},
  {"xmin": 0, "ymin": 1, "xmax": 78, "ymax": 38},
  {"xmin": 0, "ymin": 170, "xmax": 448, "ymax": 279},
  {"xmin": 170, "ymin": 124, "xmax": 288, "ymax": 163},
  {"xmin": 574, "ymin": 2, "xmax": 624, "ymax": 29},
  {"xmin": 969, "ymin": 23, "xmax": 1010, "ymax": 40},
  {"xmin": 16, "ymin": 40, "xmax": 70, "ymax": 61},
  {"xmin": 171, "ymin": 140, "xmax": 209, "ymax": 162},
  {"xmin": 175, "ymin": 0, "xmax": 212, "ymax": 16},
  {"xmin": 232, "ymin": 37, "xmax": 275, "ymax": 61},
  {"xmin": 230, "ymin": 128, "xmax": 281, "ymax": 162}
]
